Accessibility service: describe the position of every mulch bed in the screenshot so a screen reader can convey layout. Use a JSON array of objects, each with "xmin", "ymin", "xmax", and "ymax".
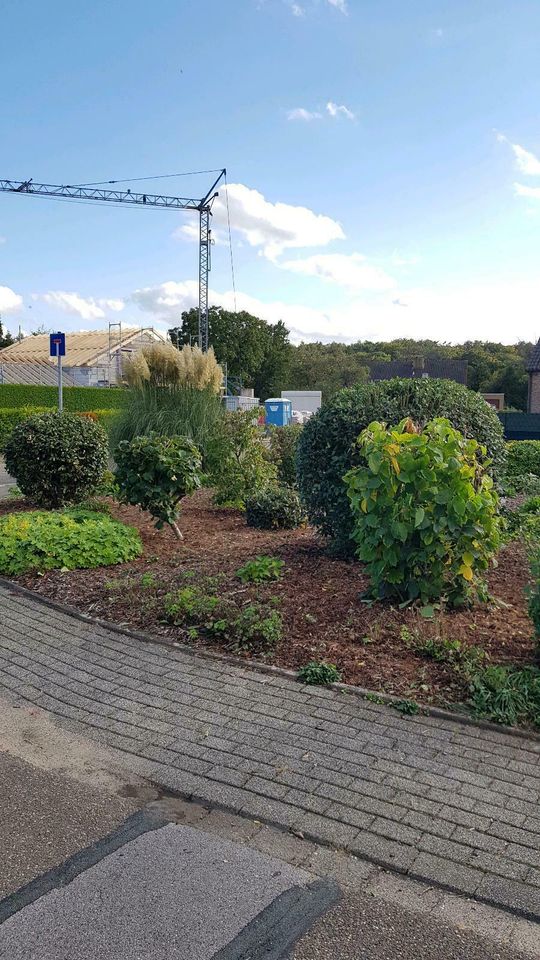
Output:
[{"xmin": 4, "ymin": 491, "xmax": 536, "ymax": 709}]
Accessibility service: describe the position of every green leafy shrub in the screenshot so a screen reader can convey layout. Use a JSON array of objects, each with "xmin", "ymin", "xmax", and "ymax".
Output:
[
  {"xmin": 115, "ymin": 434, "xmax": 202, "ymax": 539},
  {"xmin": 236, "ymin": 555, "xmax": 284, "ymax": 583},
  {"xmin": 468, "ymin": 665, "xmax": 540, "ymax": 728},
  {"xmin": 344, "ymin": 418, "xmax": 500, "ymax": 605},
  {"xmin": 0, "ymin": 384, "xmax": 129, "ymax": 412},
  {"xmin": 210, "ymin": 409, "xmax": 276, "ymax": 509},
  {"xmin": 0, "ymin": 406, "xmax": 51, "ymax": 451},
  {"xmin": 4, "ymin": 411, "xmax": 108, "ymax": 508},
  {"xmin": 503, "ymin": 496, "xmax": 540, "ymax": 540},
  {"xmin": 400, "ymin": 627, "xmax": 486, "ymax": 673},
  {"xmin": 505, "ymin": 440, "xmax": 540, "ymax": 480},
  {"xmin": 502, "ymin": 472, "xmax": 540, "ymax": 498},
  {"xmin": 297, "ymin": 378, "xmax": 506, "ymax": 557},
  {"xmin": 297, "ymin": 661, "xmax": 342, "ymax": 685},
  {"xmin": 164, "ymin": 584, "xmax": 220, "ymax": 623},
  {"xmin": 110, "ymin": 384, "xmax": 224, "ymax": 465},
  {"xmin": 245, "ymin": 486, "xmax": 306, "ymax": 530},
  {"xmin": 0, "ymin": 509, "xmax": 142, "ymax": 574},
  {"xmin": 229, "ymin": 604, "xmax": 282, "ymax": 654},
  {"xmin": 268, "ymin": 424, "xmax": 303, "ymax": 487}
]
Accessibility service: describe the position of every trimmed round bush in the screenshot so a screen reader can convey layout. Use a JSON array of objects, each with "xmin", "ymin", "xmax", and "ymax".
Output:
[
  {"xmin": 245, "ymin": 486, "xmax": 306, "ymax": 530},
  {"xmin": 4, "ymin": 411, "xmax": 108, "ymax": 508},
  {"xmin": 0, "ymin": 509, "xmax": 142, "ymax": 575},
  {"xmin": 297, "ymin": 378, "xmax": 506, "ymax": 556}
]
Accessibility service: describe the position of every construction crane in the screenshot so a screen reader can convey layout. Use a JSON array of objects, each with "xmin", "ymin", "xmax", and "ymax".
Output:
[{"xmin": 0, "ymin": 169, "xmax": 227, "ymax": 352}]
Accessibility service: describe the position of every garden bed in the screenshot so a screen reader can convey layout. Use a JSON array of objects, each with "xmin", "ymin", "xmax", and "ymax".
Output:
[{"xmin": 4, "ymin": 490, "xmax": 536, "ymax": 711}]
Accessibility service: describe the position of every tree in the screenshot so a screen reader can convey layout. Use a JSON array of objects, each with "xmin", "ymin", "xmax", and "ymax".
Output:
[
  {"xmin": 0, "ymin": 318, "xmax": 15, "ymax": 349},
  {"xmin": 169, "ymin": 307, "xmax": 291, "ymax": 398}
]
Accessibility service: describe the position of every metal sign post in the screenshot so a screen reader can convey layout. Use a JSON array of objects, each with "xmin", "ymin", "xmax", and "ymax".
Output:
[{"xmin": 49, "ymin": 332, "xmax": 66, "ymax": 411}]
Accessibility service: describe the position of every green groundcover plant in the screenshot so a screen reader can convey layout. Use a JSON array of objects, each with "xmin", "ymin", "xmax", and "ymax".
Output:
[
  {"xmin": 344, "ymin": 417, "xmax": 500, "ymax": 605},
  {"xmin": 0, "ymin": 508, "xmax": 142, "ymax": 575}
]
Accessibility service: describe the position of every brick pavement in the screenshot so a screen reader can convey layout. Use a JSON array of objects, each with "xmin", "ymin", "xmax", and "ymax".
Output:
[{"xmin": 0, "ymin": 583, "xmax": 539, "ymax": 921}]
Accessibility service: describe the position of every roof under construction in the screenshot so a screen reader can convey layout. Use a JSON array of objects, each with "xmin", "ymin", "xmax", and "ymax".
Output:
[{"xmin": 0, "ymin": 327, "xmax": 163, "ymax": 367}]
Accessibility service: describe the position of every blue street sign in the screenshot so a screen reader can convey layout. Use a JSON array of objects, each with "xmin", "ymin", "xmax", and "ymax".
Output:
[{"xmin": 49, "ymin": 331, "xmax": 66, "ymax": 357}]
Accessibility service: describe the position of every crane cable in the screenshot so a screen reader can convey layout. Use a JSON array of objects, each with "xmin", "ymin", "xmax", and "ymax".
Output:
[{"xmin": 223, "ymin": 172, "xmax": 237, "ymax": 312}]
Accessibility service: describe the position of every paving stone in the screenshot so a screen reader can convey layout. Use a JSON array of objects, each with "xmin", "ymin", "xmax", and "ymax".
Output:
[{"xmin": 1, "ymin": 584, "xmax": 540, "ymax": 922}]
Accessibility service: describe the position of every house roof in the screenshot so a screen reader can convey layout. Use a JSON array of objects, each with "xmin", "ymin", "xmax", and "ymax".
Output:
[
  {"xmin": 0, "ymin": 359, "xmax": 76, "ymax": 386},
  {"xmin": 0, "ymin": 328, "xmax": 164, "ymax": 367},
  {"xmin": 367, "ymin": 359, "xmax": 468, "ymax": 385},
  {"xmin": 526, "ymin": 338, "xmax": 540, "ymax": 373}
]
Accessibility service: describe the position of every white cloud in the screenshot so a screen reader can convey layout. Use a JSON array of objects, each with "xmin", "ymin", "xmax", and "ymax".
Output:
[
  {"xmin": 326, "ymin": 101, "xmax": 355, "ymax": 120},
  {"xmin": 129, "ymin": 276, "xmax": 540, "ymax": 346},
  {"xmin": 0, "ymin": 285, "xmax": 23, "ymax": 313},
  {"xmin": 211, "ymin": 183, "xmax": 345, "ymax": 260},
  {"xmin": 38, "ymin": 291, "xmax": 125, "ymax": 321},
  {"xmin": 130, "ymin": 280, "xmax": 199, "ymax": 324},
  {"xmin": 514, "ymin": 183, "xmax": 540, "ymax": 200},
  {"xmin": 0, "ymin": 236, "xmax": 6, "ymax": 245},
  {"xmin": 280, "ymin": 252, "xmax": 396, "ymax": 292},
  {"xmin": 497, "ymin": 132, "xmax": 540, "ymax": 176},
  {"xmin": 287, "ymin": 107, "xmax": 322, "ymax": 121},
  {"xmin": 327, "ymin": 0, "xmax": 348, "ymax": 14},
  {"xmin": 291, "ymin": 3, "xmax": 305, "ymax": 15}
]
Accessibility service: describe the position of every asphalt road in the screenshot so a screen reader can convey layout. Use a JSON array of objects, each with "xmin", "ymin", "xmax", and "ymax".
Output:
[{"xmin": 291, "ymin": 890, "xmax": 537, "ymax": 960}]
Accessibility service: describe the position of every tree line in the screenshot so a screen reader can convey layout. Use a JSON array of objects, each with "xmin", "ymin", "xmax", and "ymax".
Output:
[{"xmin": 170, "ymin": 307, "xmax": 534, "ymax": 410}]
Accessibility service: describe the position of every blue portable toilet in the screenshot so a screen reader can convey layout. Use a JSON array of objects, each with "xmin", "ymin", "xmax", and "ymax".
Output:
[{"xmin": 265, "ymin": 397, "xmax": 292, "ymax": 427}]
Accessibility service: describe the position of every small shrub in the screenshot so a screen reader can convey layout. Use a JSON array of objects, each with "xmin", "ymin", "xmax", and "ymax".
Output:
[
  {"xmin": 268, "ymin": 424, "xmax": 303, "ymax": 487},
  {"xmin": 503, "ymin": 496, "xmax": 540, "ymax": 540},
  {"xmin": 164, "ymin": 585, "xmax": 220, "ymax": 624},
  {"xmin": 468, "ymin": 665, "xmax": 540, "ymax": 728},
  {"xmin": 0, "ymin": 509, "xmax": 142, "ymax": 574},
  {"xmin": 229, "ymin": 604, "xmax": 282, "ymax": 654},
  {"xmin": 400, "ymin": 627, "xmax": 486, "ymax": 673},
  {"xmin": 344, "ymin": 418, "xmax": 500, "ymax": 605},
  {"xmin": 236, "ymin": 556, "xmax": 284, "ymax": 584},
  {"xmin": 297, "ymin": 661, "xmax": 342, "ymax": 685},
  {"xmin": 392, "ymin": 699, "xmax": 420, "ymax": 716},
  {"xmin": 115, "ymin": 434, "xmax": 202, "ymax": 538},
  {"xmin": 245, "ymin": 486, "xmax": 306, "ymax": 530},
  {"xmin": 4, "ymin": 411, "xmax": 108, "ymax": 508},
  {"xmin": 502, "ymin": 472, "xmax": 540, "ymax": 498},
  {"xmin": 297, "ymin": 378, "xmax": 506, "ymax": 557},
  {"xmin": 210, "ymin": 409, "xmax": 276, "ymax": 509},
  {"xmin": 527, "ymin": 550, "xmax": 540, "ymax": 654}
]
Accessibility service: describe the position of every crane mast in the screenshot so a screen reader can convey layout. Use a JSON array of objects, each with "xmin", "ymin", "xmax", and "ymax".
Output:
[{"xmin": 0, "ymin": 169, "xmax": 227, "ymax": 352}]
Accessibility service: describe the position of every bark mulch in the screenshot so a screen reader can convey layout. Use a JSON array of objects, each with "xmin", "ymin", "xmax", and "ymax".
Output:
[{"xmin": 5, "ymin": 491, "xmax": 536, "ymax": 708}]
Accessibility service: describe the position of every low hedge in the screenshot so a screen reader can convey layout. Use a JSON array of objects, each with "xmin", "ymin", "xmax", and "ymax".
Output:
[
  {"xmin": 506, "ymin": 440, "xmax": 540, "ymax": 479},
  {"xmin": 0, "ymin": 384, "xmax": 129, "ymax": 411},
  {"xmin": 0, "ymin": 406, "xmax": 50, "ymax": 451}
]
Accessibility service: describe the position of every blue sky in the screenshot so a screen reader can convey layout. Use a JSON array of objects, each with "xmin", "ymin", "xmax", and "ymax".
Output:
[{"xmin": 2, "ymin": 0, "xmax": 540, "ymax": 344}]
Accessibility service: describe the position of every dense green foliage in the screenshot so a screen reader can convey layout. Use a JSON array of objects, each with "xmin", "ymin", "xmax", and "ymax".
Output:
[
  {"xmin": 268, "ymin": 424, "xmax": 303, "ymax": 487},
  {"xmin": 0, "ymin": 508, "xmax": 142, "ymax": 575},
  {"xmin": 0, "ymin": 406, "xmax": 50, "ymax": 451},
  {"xmin": 236, "ymin": 556, "xmax": 284, "ymax": 583},
  {"xmin": 163, "ymin": 578, "xmax": 282, "ymax": 654},
  {"xmin": 297, "ymin": 378, "xmax": 506, "ymax": 556},
  {"xmin": 527, "ymin": 549, "xmax": 540, "ymax": 654},
  {"xmin": 245, "ymin": 485, "xmax": 306, "ymax": 530},
  {"xmin": 170, "ymin": 307, "xmax": 292, "ymax": 399},
  {"xmin": 5, "ymin": 412, "xmax": 108, "ymax": 508},
  {"xmin": 297, "ymin": 661, "xmax": 342, "ymax": 685},
  {"xmin": 344, "ymin": 418, "xmax": 500, "ymax": 604},
  {"xmin": 0, "ymin": 384, "xmax": 128, "ymax": 411},
  {"xmin": 503, "ymin": 496, "xmax": 540, "ymax": 540},
  {"xmin": 109, "ymin": 384, "xmax": 223, "ymax": 464},
  {"xmin": 505, "ymin": 441, "xmax": 540, "ymax": 480},
  {"xmin": 210, "ymin": 409, "xmax": 276, "ymax": 509},
  {"xmin": 0, "ymin": 321, "xmax": 15, "ymax": 349},
  {"xmin": 115, "ymin": 434, "xmax": 202, "ymax": 537},
  {"xmin": 468, "ymin": 665, "xmax": 540, "ymax": 728}
]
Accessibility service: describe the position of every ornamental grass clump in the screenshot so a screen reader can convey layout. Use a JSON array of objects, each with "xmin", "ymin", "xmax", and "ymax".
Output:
[{"xmin": 344, "ymin": 417, "xmax": 500, "ymax": 606}]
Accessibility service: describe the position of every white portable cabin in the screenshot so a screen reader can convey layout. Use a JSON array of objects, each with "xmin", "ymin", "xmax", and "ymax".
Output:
[{"xmin": 281, "ymin": 390, "xmax": 322, "ymax": 414}]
